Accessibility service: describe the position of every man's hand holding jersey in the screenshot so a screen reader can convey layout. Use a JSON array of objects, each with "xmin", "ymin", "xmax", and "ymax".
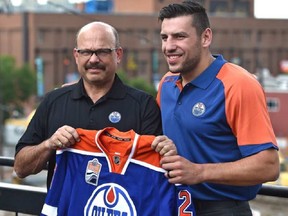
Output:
[
  {"xmin": 151, "ymin": 135, "xmax": 179, "ymax": 179},
  {"xmin": 46, "ymin": 125, "xmax": 80, "ymax": 150},
  {"xmin": 151, "ymin": 135, "xmax": 177, "ymax": 157}
]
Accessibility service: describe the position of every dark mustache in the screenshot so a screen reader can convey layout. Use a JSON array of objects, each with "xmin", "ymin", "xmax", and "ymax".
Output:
[{"xmin": 85, "ymin": 63, "xmax": 105, "ymax": 70}]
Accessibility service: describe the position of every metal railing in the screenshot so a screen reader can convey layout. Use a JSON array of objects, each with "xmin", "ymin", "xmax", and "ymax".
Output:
[
  {"xmin": 0, "ymin": 156, "xmax": 47, "ymax": 215},
  {"xmin": 1, "ymin": 156, "xmax": 288, "ymax": 215},
  {"xmin": 0, "ymin": 182, "xmax": 46, "ymax": 215}
]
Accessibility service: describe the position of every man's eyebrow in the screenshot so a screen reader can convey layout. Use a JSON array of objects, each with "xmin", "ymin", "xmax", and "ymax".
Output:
[{"xmin": 160, "ymin": 32, "xmax": 188, "ymax": 37}]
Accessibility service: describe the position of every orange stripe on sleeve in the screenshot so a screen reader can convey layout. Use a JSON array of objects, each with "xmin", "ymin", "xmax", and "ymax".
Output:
[{"xmin": 217, "ymin": 63, "xmax": 277, "ymax": 146}]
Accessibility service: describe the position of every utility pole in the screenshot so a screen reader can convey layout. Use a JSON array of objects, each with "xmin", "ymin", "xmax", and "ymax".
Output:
[{"xmin": 0, "ymin": 101, "xmax": 4, "ymax": 180}]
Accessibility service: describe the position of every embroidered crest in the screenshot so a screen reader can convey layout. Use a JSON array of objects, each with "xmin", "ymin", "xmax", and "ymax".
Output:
[
  {"xmin": 85, "ymin": 158, "xmax": 102, "ymax": 186},
  {"xmin": 192, "ymin": 102, "xmax": 206, "ymax": 117},
  {"xmin": 109, "ymin": 111, "xmax": 121, "ymax": 123}
]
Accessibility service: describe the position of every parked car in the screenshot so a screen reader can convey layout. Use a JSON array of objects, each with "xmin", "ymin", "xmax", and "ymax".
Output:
[{"xmin": 3, "ymin": 110, "xmax": 35, "ymax": 146}]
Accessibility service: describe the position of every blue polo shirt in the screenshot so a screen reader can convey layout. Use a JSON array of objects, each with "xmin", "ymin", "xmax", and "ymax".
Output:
[{"xmin": 157, "ymin": 55, "xmax": 278, "ymax": 200}]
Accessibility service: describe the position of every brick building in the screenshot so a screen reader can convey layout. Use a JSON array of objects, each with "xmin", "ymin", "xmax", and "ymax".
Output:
[{"xmin": 0, "ymin": 0, "xmax": 288, "ymax": 93}]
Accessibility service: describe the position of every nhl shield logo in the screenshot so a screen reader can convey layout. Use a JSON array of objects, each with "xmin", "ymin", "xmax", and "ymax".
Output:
[
  {"xmin": 85, "ymin": 158, "xmax": 102, "ymax": 186},
  {"xmin": 113, "ymin": 155, "xmax": 121, "ymax": 165},
  {"xmin": 192, "ymin": 102, "xmax": 206, "ymax": 117}
]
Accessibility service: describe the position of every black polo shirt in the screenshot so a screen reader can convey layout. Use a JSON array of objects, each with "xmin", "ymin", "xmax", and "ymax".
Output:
[{"xmin": 16, "ymin": 74, "xmax": 162, "ymax": 187}]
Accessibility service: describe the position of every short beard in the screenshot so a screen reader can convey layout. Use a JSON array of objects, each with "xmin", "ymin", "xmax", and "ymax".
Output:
[{"xmin": 171, "ymin": 50, "xmax": 201, "ymax": 76}]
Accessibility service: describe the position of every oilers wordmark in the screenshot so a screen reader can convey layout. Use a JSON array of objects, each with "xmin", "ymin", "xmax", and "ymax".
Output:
[{"xmin": 91, "ymin": 206, "xmax": 128, "ymax": 216}]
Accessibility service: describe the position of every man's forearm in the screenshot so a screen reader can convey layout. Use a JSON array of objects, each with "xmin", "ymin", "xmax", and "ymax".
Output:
[
  {"xmin": 14, "ymin": 140, "xmax": 54, "ymax": 178},
  {"xmin": 203, "ymin": 149, "xmax": 279, "ymax": 186}
]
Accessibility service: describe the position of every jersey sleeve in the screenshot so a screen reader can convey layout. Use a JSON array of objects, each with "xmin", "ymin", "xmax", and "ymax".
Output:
[{"xmin": 218, "ymin": 63, "xmax": 277, "ymax": 155}]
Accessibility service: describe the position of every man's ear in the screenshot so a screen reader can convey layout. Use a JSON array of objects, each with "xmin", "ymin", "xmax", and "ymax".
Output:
[
  {"xmin": 202, "ymin": 28, "xmax": 212, "ymax": 48},
  {"xmin": 116, "ymin": 47, "xmax": 123, "ymax": 64}
]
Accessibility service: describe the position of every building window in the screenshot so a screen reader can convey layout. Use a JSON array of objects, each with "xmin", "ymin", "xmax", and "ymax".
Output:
[
  {"xmin": 266, "ymin": 97, "xmax": 280, "ymax": 112},
  {"xmin": 233, "ymin": 1, "xmax": 250, "ymax": 17},
  {"xmin": 210, "ymin": 1, "xmax": 228, "ymax": 15},
  {"xmin": 243, "ymin": 29, "xmax": 252, "ymax": 42},
  {"xmin": 208, "ymin": 0, "xmax": 251, "ymax": 17},
  {"xmin": 137, "ymin": 29, "xmax": 149, "ymax": 46},
  {"xmin": 139, "ymin": 60, "xmax": 147, "ymax": 76},
  {"xmin": 153, "ymin": 30, "xmax": 160, "ymax": 46},
  {"xmin": 256, "ymin": 31, "xmax": 263, "ymax": 44},
  {"xmin": 37, "ymin": 29, "xmax": 45, "ymax": 45}
]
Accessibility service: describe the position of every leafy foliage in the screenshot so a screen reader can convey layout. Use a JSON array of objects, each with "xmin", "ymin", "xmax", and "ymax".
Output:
[
  {"xmin": 117, "ymin": 70, "xmax": 157, "ymax": 97},
  {"xmin": 0, "ymin": 56, "xmax": 16, "ymax": 104},
  {"xmin": 0, "ymin": 55, "xmax": 36, "ymax": 107},
  {"xmin": 14, "ymin": 64, "xmax": 37, "ymax": 101}
]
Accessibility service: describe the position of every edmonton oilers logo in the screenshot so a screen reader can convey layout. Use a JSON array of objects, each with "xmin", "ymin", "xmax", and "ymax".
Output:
[
  {"xmin": 109, "ymin": 111, "xmax": 121, "ymax": 123},
  {"xmin": 84, "ymin": 183, "xmax": 137, "ymax": 216},
  {"xmin": 192, "ymin": 102, "xmax": 206, "ymax": 117}
]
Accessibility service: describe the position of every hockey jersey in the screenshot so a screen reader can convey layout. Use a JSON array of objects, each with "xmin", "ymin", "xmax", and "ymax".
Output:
[{"xmin": 41, "ymin": 127, "xmax": 195, "ymax": 216}]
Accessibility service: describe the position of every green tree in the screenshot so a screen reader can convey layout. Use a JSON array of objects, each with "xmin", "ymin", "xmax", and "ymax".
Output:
[
  {"xmin": 117, "ymin": 70, "xmax": 157, "ymax": 97},
  {"xmin": 14, "ymin": 64, "xmax": 37, "ymax": 102},
  {"xmin": 129, "ymin": 77, "xmax": 157, "ymax": 97},
  {"xmin": 0, "ymin": 55, "xmax": 16, "ymax": 104},
  {"xmin": 0, "ymin": 55, "xmax": 36, "ymax": 117},
  {"xmin": 116, "ymin": 70, "xmax": 130, "ymax": 84}
]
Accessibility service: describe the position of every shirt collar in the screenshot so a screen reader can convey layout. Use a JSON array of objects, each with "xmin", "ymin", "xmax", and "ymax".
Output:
[
  {"xmin": 191, "ymin": 54, "xmax": 227, "ymax": 89},
  {"xmin": 71, "ymin": 74, "xmax": 126, "ymax": 100}
]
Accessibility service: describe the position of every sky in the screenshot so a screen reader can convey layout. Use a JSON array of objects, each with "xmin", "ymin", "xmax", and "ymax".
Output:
[
  {"xmin": 8, "ymin": 0, "xmax": 288, "ymax": 19},
  {"xmin": 254, "ymin": 0, "xmax": 288, "ymax": 19}
]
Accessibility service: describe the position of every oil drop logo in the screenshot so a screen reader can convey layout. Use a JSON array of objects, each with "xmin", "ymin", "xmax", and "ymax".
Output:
[{"xmin": 84, "ymin": 183, "xmax": 137, "ymax": 216}]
